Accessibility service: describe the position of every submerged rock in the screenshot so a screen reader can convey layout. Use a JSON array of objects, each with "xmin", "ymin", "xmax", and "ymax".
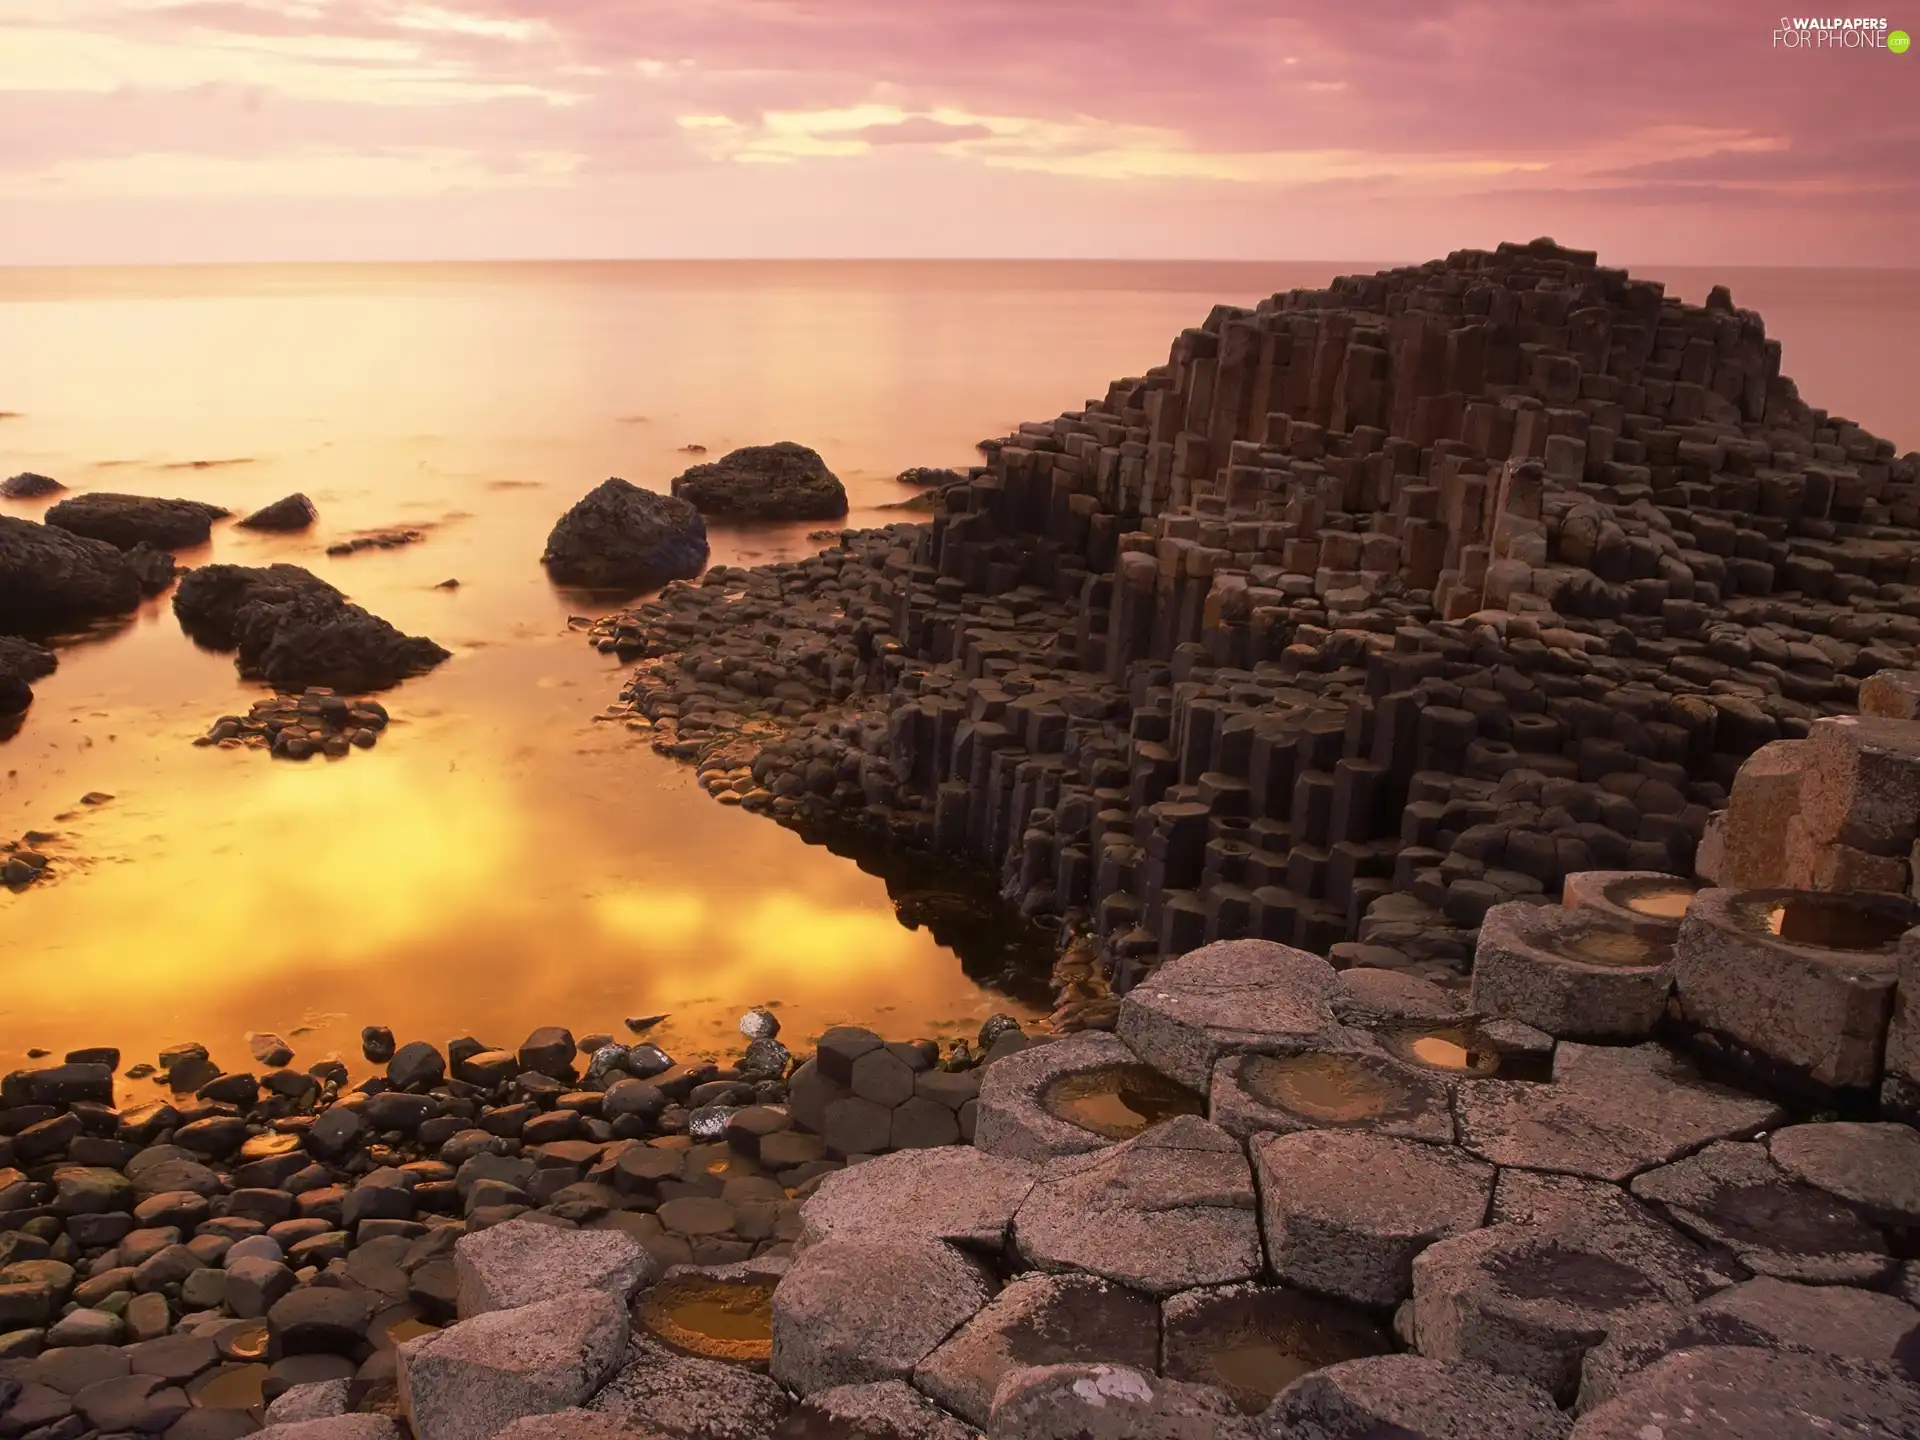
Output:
[
  {"xmin": 44, "ymin": 491, "xmax": 229, "ymax": 550},
  {"xmin": 239, "ymin": 494, "xmax": 318, "ymax": 532},
  {"xmin": 0, "ymin": 515, "xmax": 143, "ymax": 633},
  {"xmin": 173, "ymin": 562, "xmax": 449, "ymax": 691},
  {"xmin": 0, "ymin": 636, "xmax": 57, "ymax": 684},
  {"xmin": 1, "ymin": 471, "xmax": 64, "ymax": 499},
  {"xmin": 542, "ymin": 478, "xmax": 709, "ymax": 591},
  {"xmin": 670, "ymin": 443, "xmax": 849, "ymax": 522}
]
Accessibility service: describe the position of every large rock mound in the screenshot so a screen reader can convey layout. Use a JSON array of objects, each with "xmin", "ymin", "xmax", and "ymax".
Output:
[
  {"xmin": 44, "ymin": 492, "xmax": 229, "ymax": 550},
  {"xmin": 542, "ymin": 479, "xmax": 710, "ymax": 591},
  {"xmin": 239, "ymin": 494, "xmax": 318, "ymax": 531},
  {"xmin": 670, "ymin": 443, "xmax": 849, "ymax": 522},
  {"xmin": 174, "ymin": 563, "xmax": 450, "ymax": 691},
  {"xmin": 0, "ymin": 515, "xmax": 142, "ymax": 633},
  {"xmin": 1, "ymin": 472, "xmax": 64, "ymax": 499}
]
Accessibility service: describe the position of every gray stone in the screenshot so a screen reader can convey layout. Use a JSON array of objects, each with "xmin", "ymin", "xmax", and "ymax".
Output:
[
  {"xmin": 985, "ymin": 1363, "xmax": 1261, "ymax": 1440},
  {"xmin": 1568, "ymin": 1345, "xmax": 1920, "ymax": 1439},
  {"xmin": 1456, "ymin": 1042, "xmax": 1783, "ymax": 1182},
  {"xmin": 973, "ymin": 1032, "xmax": 1151, "ymax": 1162},
  {"xmin": 1012, "ymin": 1115, "xmax": 1261, "ymax": 1295},
  {"xmin": 1629, "ymin": 1140, "xmax": 1894, "ymax": 1284},
  {"xmin": 1769, "ymin": 1120, "xmax": 1920, "ymax": 1223},
  {"xmin": 770, "ymin": 1235, "xmax": 994, "ymax": 1395},
  {"xmin": 587, "ymin": 1332, "xmax": 791, "ymax": 1439},
  {"xmin": 1261, "ymin": 1353, "xmax": 1571, "ymax": 1440},
  {"xmin": 453, "ymin": 1215, "xmax": 655, "ymax": 1318},
  {"xmin": 912, "ymin": 1272, "xmax": 1159, "ymax": 1427},
  {"xmin": 46, "ymin": 1308, "xmax": 123, "ymax": 1347},
  {"xmin": 1253, "ymin": 1129, "xmax": 1495, "ymax": 1307},
  {"xmin": 1115, "ymin": 940, "xmax": 1342, "ymax": 1092},
  {"xmin": 780, "ymin": 1380, "xmax": 975, "ymax": 1440},
  {"xmin": 799, "ymin": 1145, "xmax": 1039, "ymax": 1253},
  {"xmin": 1210, "ymin": 1046, "xmax": 1455, "ymax": 1145},
  {"xmin": 262, "ymin": 1378, "xmax": 352, "ymax": 1424},
  {"xmin": 397, "ymin": 1289, "xmax": 628, "ymax": 1440},
  {"xmin": 1470, "ymin": 901, "xmax": 1674, "ymax": 1040}
]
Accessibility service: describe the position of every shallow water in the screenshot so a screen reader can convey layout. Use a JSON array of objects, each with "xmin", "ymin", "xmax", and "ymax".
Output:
[{"xmin": 1, "ymin": 260, "xmax": 1912, "ymax": 1084}]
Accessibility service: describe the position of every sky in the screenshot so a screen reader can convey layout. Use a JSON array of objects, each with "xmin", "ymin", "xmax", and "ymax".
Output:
[{"xmin": 0, "ymin": 1, "xmax": 1914, "ymax": 265}]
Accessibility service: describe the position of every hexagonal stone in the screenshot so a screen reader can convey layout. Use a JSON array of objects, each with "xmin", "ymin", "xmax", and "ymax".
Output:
[
  {"xmin": 1115, "ymin": 940, "xmax": 1342, "ymax": 1092},
  {"xmin": 1411, "ymin": 1192, "xmax": 1742, "ymax": 1405},
  {"xmin": 774, "ymin": 1380, "xmax": 974, "ymax": 1440},
  {"xmin": 1769, "ymin": 1121, "xmax": 1920, "ymax": 1224},
  {"xmin": 1470, "ymin": 901, "xmax": 1674, "ymax": 1040},
  {"xmin": 912, "ymin": 1273, "xmax": 1158, "ymax": 1427},
  {"xmin": 985, "ymin": 1363, "xmax": 1262, "ymax": 1440},
  {"xmin": 1456, "ymin": 1042, "xmax": 1783, "ymax": 1183},
  {"xmin": 1160, "ymin": 1282, "xmax": 1392, "ymax": 1415},
  {"xmin": 851, "ymin": 1049, "xmax": 916, "ymax": 1108},
  {"xmin": 1012, "ymin": 1115, "xmax": 1261, "ymax": 1296},
  {"xmin": 1568, "ymin": 1345, "xmax": 1920, "ymax": 1440},
  {"xmin": 769, "ymin": 1235, "xmax": 993, "ymax": 1396},
  {"xmin": 398, "ymin": 1289, "xmax": 628, "ymax": 1440},
  {"xmin": 1211, "ymin": 1047, "xmax": 1454, "ymax": 1145},
  {"xmin": 1253, "ymin": 1130, "xmax": 1494, "ymax": 1307},
  {"xmin": 821, "ymin": 1096, "xmax": 892, "ymax": 1158},
  {"xmin": 587, "ymin": 1333, "xmax": 791, "ymax": 1439},
  {"xmin": 816, "ymin": 1027, "xmax": 885, "ymax": 1086},
  {"xmin": 1629, "ymin": 1140, "xmax": 1894, "ymax": 1284},
  {"xmin": 889, "ymin": 1097, "xmax": 961, "ymax": 1150},
  {"xmin": 1559, "ymin": 871, "xmax": 1697, "ymax": 939},
  {"xmin": 1261, "ymin": 1354, "xmax": 1570, "ymax": 1440},
  {"xmin": 974, "ymin": 1032, "xmax": 1200, "ymax": 1162},
  {"xmin": 1330, "ymin": 969, "xmax": 1465, "ymax": 1026},
  {"xmin": 454, "ymin": 1215, "xmax": 656, "ymax": 1319},
  {"xmin": 799, "ymin": 1146, "xmax": 1039, "ymax": 1253}
]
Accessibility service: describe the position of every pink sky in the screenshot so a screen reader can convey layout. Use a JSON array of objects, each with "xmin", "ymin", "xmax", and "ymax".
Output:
[{"xmin": 0, "ymin": 1, "xmax": 1914, "ymax": 265}]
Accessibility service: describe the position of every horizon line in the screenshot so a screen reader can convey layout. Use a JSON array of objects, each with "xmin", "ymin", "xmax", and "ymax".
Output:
[{"xmin": 2, "ymin": 256, "xmax": 1912, "ymax": 273}]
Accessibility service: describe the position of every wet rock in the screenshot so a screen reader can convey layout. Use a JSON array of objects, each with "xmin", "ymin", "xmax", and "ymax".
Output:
[
  {"xmin": 671, "ymin": 443, "xmax": 849, "ymax": 522},
  {"xmin": 1211, "ymin": 1046, "xmax": 1455, "ymax": 1145},
  {"xmin": 1769, "ymin": 1120, "xmax": 1920, "ymax": 1224},
  {"xmin": 974, "ymin": 1032, "xmax": 1172, "ymax": 1162},
  {"xmin": 261, "ymin": 1376, "xmax": 351, "ymax": 1424},
  {"xmin": 1253, "ymin": 1129, "xmax": 1495, "ymax": 1306},
  {"xmin": 247, "ymin": 1032, "xmax": 294, "ymax": 1068},
  {"xmin": 454, "ymin": 1215, "xmax": 655, "ymax": 1318},
  {"xmin": 173, "ymin": 563, "xmax": 449, "ymax": 692},
  {"xmin": 1471, "ymin": 901, "xmax": 1674, "ymax": 1040},
  {"xmin": 387, "ymin": 1041, "xmax": 446, "ymax": 1090},
  {"xmin": 776, "ymin": 1380, "xmax": 974, "ymax": 1440},
  {"xmin": 239, "ymin": 494, "xmax": 318, "ymax": 532},
  {"xmin": 0, "ymin": 636, "xmax": 56, "ymax": 685},
  {"xmin": 1261, "ymin": 1353, "xmax": 1570, "ymax": 1439},
  {"xmin": 586, "ymin": 1332, "xmax": 792, "ymax": 1439},
  {"xmin": 541, "ymin": 478, "xmax": 710, "ymax": 590},
  {"xmin": 1568, "ymin": 1345, "xmax": 1920, "ymax": 1439},
  {"xmin": 361, "ymin": 1027, "xmax": 396, "ymax": 1064},
  {"xmin": 769, "ymin": 1235, "xmax": 994, "ymax": 1395},
  {"xmin": 913, "ymin": 1272, "xmax": 1159, "ymax": 1427},
  {"xmin": 1115, "ymin": 940, "xmax": 1341, "ymax": 1092},
  {"xmin": 985, "ymin": 1363, "xmax": 1261, "ymax": 1440},
  {"xmin": 1455, "ymin": 1041, "xmax": 1783, "ymax": 1182},
  {"xmin": 268, "ymin": 1287, "xmax": 375, "ymax": 1354},
  {"xmin": 1011, "ymin": 1115, "xmax": 1261, "ymax": 1295},
  {"xmin": 1160, "ymin": 1283, "xmax": 1393, "ymax": 1414},
  {"xmin": 798, "ymin": 1145, "xmax": 1038, "ymax": 1252},
  {"xmin": 0, "ymin": 514, "xmax": 142, "ymax": 632},
  {"xmin": 1629, "ymin": 1140, "xmax": 1894, "ymax": 1284},
  {"xmin": 45, "ymin": 492, "xmax": 228, "ymax": 550},
  {"xmin": 397, "ymin": 1289, "xmax": 629, "ymax": 1440},
  {"xmin": 72, "ymin": 1369, "xmax": 192, "ymax": 1431},
  {"xmin": 1, "ymin": 471, "xmax": 64, "ymax": 498}
]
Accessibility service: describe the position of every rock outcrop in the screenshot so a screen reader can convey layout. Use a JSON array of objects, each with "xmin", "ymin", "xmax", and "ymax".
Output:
[
  {"xmin": 239, "ymin": 494, "xmax": 319, "ymax": 531},
  {"xmin": 0, "ymin": 515, "xmax": 142, "ymax": 633},
  {"xmin": 0, "ymin": 471, "xmax": 64, "ymax": 499},
  {"xmin": 671, "ymin": 443, "xmax": 849, "ymax": 522},
  {"xmin": 541, "ymin": 478, "xmax": 710, "ymax": 591},
  {"xmin": 44, "ymin": 492, "xmax": 229, "ymax": 550}
]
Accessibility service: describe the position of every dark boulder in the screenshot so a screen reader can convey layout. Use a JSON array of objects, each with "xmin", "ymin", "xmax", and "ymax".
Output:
[
  {"xmin": 238, "ymin": 494, "xmax": 317, "ymax": 532},
  {"xmin": 44, "ymin": 493, "xmax": 229, "ymax": 550},
  {"xmin": 0, "ymin": 637, "xmax": 56, "ymax": 684},
  {"xmin": 0, "ymin": 675, "xmax": 29, "ymax": 718},
  {"xmin": 897, "ymin": 466, "xmax": 964, "ymax": 487},
  {"xmin": 0, "ymin": 515, "xmax": 142, "ymax": 633},
  {"xmin": 1, "ymin": 472, "xmax": 64, "ymax": 499},
  {"xmin": 173, "ymin": 563, "xmax": 449, "ymax": 692},
  {"xmin": 541, "ymin": 478, "xmax": 709, "ymax": 591},
  {"xmin": 126, "ymin": 542, "xmax": 177, "ymax": 595},
  {"xmin": 670, "ymin": 442, "xmax": 849, "ymax": 522}
]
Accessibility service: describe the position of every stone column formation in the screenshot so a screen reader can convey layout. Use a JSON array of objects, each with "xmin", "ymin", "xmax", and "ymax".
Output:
[{"xmin": 602, "ymin": 238, "xmax": 1920, "ymax": 1003}]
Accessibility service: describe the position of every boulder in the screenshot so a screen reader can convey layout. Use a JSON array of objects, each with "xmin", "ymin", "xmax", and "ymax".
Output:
[
  {"xmin": 44, "ymin": 492, "xmax": 228, "ymax": 550},
  {"xmin": 239, "ymin": 494, "xmax": 318, "ymax": 531},
  {"xmin": 0, "ymin": 636, "xmax": 56, "ymax": 684},
  {"xmin": 769, "ymin": 1235, "xmax": 994, "ymax": 1395},
  {"xmin": 453, "ymin": 1215, "xmax": 655, "ymax": 1318},
  {"xmin": 1011, "ymin": 1115, "xmax": 1262, "ymax": 1295},
  {"xmin": 541, "ymin": 478, "xmax": 709, "ymax": 590},
  {"xmin": 670, "ymin": 442, "xmax": 848, "ymax": 522},
  {"xmin": 397, "ymin": 1289, "xmax": 629, "ymax": 1440},
  {"xmin": 1262, "ymin": 1354, "xmax": 1571, "ymax": 1439},
  {"xmin": 173, "ymin": 562, "xmax": 449, "ymax": 691},
  {"xmin": 0, "ymin": 515, "xmax": 142, "ymax": 632},
  {"xmin": 1, "ymin": 471, "xmax": 64, "ymax": 498},
  {"xmin": 985, "ymin": 1363, "xmax": 1262, "ymax": 1440}
]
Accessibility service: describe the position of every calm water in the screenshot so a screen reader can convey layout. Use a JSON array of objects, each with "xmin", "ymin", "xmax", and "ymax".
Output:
[{"xmin": 0, "ymin": 261, "xmax": 1913, "ymax": 1090}]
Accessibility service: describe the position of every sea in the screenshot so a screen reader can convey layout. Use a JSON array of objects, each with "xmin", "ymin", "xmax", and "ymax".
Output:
[{"xmin": 1, "ymin": 260, "xmax": 1913, "ymax": 1090}]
